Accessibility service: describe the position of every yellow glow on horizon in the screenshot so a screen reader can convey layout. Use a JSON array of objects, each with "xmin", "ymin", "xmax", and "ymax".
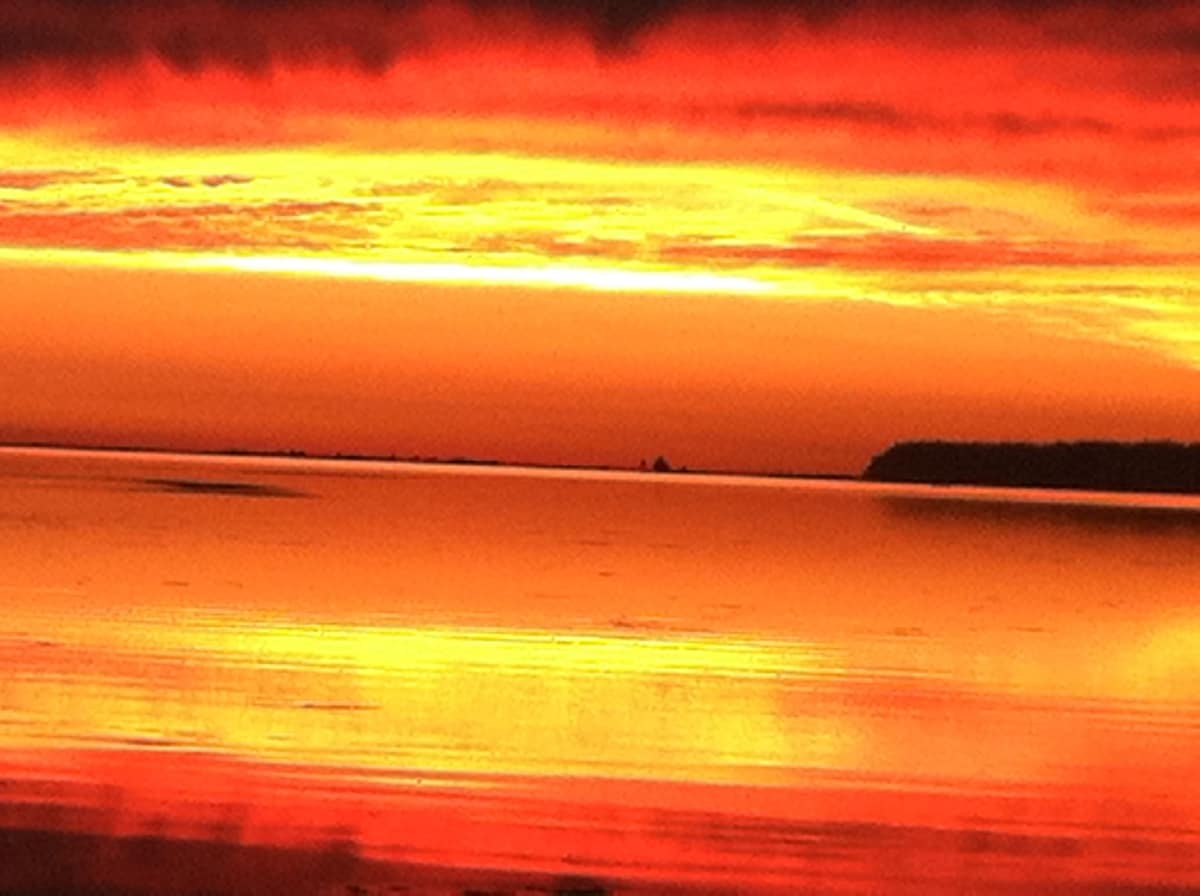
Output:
[
  {"xmin": 0, "ymin": 244, "xmax": 782, "ymax": 294},
  {"xmin": 1, "ymin": 133, "xmax": 1199, "ymax": 367},
  {"xmin": 193, "ymin": 253, "xmax": 778, "ymax": 294}
]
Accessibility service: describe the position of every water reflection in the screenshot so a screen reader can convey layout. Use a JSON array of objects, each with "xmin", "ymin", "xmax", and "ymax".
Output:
[
  {"xmin": 139, "ymin": 478, "xmax": 309, "ymax": 499},
  {"xmin": 879, "ymin": 490, "xmax": 1200, "ymax": 534},
  {"xmin": 1, "ymin": 449, "xmax": 1200, "ymax": 892},
  {"xmin": 2, "ymin": 617, "xmax": 851, "ymax": 781}
]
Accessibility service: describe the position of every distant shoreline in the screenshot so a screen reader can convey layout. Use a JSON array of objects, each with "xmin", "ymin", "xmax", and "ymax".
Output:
[
  {"xmin": 0, "ymin": 441, "xmax": 856, "ymax": 483},
  {"xmin": 864, "ymin": 440, "xmax": 1200, "ymax": 496},
  {"xmin": 10, "ymin": 439, "xmax": 1200, "ymax": 498}
]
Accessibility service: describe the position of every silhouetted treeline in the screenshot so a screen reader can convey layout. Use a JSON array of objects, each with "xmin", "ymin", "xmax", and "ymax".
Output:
[{"xmin": 863, "ymin": 441, "xmax": 1200, "ymax": 495}]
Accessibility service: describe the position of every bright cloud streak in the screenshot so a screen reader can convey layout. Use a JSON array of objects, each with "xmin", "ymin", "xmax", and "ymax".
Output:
[
  {"xmin": 1, "ymin": 133, "xmax": 1198, "ymax": 369},
  {"xmin": 192, "ymin": 254, "xmax": 777, "ymax": 294}
]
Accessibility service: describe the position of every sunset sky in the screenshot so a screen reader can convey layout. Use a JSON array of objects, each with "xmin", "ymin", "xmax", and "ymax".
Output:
[{"xmin": 2, "ymin": 0, "xmax": 1199, "ymax": 473}]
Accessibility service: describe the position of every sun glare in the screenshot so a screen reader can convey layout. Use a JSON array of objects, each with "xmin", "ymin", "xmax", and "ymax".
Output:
[{"xmin": 191, "ymin": 253, "xmax": 778, "ymax": 294}]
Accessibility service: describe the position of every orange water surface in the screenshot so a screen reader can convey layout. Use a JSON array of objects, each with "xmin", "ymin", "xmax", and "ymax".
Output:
[{"xmin": 1, "ymin": 447, "xmax": 1199, "ymax": 893}]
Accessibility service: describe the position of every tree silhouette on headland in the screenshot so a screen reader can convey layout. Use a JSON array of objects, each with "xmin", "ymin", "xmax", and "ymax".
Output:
[{"xmin": 863, "ymin": 440, "xmax": 1200, "ymax": 495}]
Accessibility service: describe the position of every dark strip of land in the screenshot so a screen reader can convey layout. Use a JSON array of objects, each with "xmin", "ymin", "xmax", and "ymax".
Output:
[
  {"xmin": 0, "ymin": 441, "xmax": 854, "ymax": 482},
  {"xmin": 864, "ymin": 441, "xmax": 1200, "ymax": 495}
]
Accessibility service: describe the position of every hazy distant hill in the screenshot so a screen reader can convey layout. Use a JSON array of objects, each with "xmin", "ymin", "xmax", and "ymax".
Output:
[{"xmin": 863, "ymin": 441, "xmax": 1200, "ymax": 495}]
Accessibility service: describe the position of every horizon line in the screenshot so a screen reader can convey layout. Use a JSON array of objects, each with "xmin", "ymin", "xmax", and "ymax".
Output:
[{"xmin": 0, "ymin": 440, "xmax": 856, "ymax": 483}]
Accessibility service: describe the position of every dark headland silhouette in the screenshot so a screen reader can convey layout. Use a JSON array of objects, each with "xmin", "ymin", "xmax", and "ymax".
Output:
[
  {"xmin": 864, "ymin": 440, "xmax": 1200, "ymax": 496},
  {"xmin": 12, "ymin": 439, "xmax": 1200, "ymax": 495}
]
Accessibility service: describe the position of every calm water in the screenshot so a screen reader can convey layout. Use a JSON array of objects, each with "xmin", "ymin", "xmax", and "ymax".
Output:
[{"xmin": 1, "ymin": 447, "xmax": 1199, "ymax": 893}]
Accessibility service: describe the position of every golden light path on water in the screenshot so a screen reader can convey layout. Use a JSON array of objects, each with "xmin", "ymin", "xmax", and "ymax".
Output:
[{"xmin": 1, "ymin": 610, "xmax": 852, "ymax": 783}]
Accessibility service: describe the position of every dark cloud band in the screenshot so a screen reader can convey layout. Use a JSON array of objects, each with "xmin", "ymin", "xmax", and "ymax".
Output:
[{"xmin": 0, "ymin": 0, "xmax": 1196, "ymax": 75}]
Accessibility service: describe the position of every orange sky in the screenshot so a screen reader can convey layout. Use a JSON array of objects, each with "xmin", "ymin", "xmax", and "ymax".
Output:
[{"xmin": 1, "ymin": 0, "xmax": 1199, "ymax": 472}]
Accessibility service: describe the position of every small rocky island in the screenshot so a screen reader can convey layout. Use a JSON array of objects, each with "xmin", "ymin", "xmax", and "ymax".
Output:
[{"xmin": 863, "ymin": 440, "xmax": 1200, "ymax": 495}]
